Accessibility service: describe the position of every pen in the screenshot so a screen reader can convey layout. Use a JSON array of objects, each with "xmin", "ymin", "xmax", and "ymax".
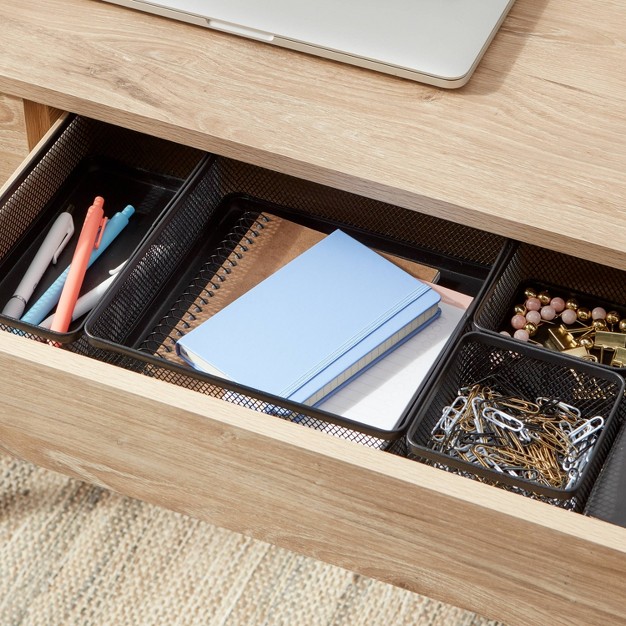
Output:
[
  {"xmin": 2, "ymin": 212, "xmax": 74, "ymax": 318},
  {"xmin": 50, "ymin": 197, "xmax": 107, "ymax": 333},
  {"xmin": 21, "ymin": 204, "xmax": 135, "ymax": 326},
  {"xmin": 39, "ymin": 260, "xmax": 127, "ymax": 330}
]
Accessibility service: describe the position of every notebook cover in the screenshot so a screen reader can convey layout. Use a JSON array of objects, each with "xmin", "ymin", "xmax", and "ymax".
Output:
[
  {"xmin": 317, "ymin": 285, "xmax": 472, "ymax": 430},
  {"xmin": 175, "ymin": 229, "xmax": 440, "ymax": 404},
  {"xmin": 156, "ymin": 212, "xmax": 439, "ymax": 367}
]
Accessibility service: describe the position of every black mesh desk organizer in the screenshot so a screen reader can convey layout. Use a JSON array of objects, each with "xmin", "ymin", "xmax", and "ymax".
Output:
[
  {"xmin": 0, "ymin": 115, "xmax": 207, "ymax": 345},
  {"xmin": 2, "ymin": 114, "xmax": 625, "ymax": 517},
  {"xmin": 405, "ymin": 332, "xmax": 625, "ymax": 511},
  {"xmin": 473, "ymin": 242, "xmax": 626, "ymax": 375},
  {"xmin": 85, "ymin": 155, "xmax": 509, "ymax": 447}
]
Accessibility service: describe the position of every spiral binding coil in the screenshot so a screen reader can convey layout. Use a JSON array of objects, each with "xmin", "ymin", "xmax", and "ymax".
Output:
[{"xmin": 141, "ymin": 211, "xmax": 270, "ymax": 356}]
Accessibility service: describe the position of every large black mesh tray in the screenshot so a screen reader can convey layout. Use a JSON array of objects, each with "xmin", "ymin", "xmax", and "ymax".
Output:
[{"xmin": 84, "ymin": 155, "xmax": 509, "ymax": 447}]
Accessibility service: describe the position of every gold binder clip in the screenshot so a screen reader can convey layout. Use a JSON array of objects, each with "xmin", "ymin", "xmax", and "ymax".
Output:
[
  {"xmin": 545, "ymin": 324, "xmax": 577, "ymax": 351},
  {"xmin": 594, "ymin": 331, "xmax": 626, "ymax": 350},
  {"xmin": 562, "ymin": 346, "xmax": 592, "ymax": 360},
  {"xmin": 611, "ymin": 346, "xmax": 626, "ymax": 368}
]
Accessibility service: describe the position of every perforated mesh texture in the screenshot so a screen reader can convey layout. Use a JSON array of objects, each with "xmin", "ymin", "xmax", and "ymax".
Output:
[{"xmin": 406, "ymin": 332, "xmax": 625, "ymax": 509}]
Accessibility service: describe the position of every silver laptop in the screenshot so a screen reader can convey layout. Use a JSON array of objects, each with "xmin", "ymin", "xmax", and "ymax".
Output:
[{"xmin": 103, "ymin": 0, "xmax": 516, "ymax": 88}]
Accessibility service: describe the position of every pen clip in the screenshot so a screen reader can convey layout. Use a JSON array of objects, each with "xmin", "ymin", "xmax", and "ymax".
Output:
[
  {"xmin": 52, "ymin": 216, "xmax": 75, "ymax": 264},
  {"xmin": 109, "ymin": 260, "xmax": 128, "ymax": 276},
  {"xmin": 94, "ymin": 217, "xmax": 108, "ymax": 249}
]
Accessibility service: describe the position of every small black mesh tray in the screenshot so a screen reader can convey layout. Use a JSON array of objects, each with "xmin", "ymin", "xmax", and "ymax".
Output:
[
  {"xmin": 473, "ymin": 243, "xmax": 626, "ymax": 372},
  {"xmin": 0, "ymin": 115, "xmax": 206, "ymax": 345},
  {"xmin": 84, "ymin": 155, "xmax": 510, "ymax": 446},
  {"xmin": 405, "ymin": 331, "xmax": 625, "ymax": 508}
]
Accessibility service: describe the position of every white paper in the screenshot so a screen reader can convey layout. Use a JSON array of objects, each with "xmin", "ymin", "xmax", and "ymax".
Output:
[{"xmin": 316, "ymin": 301, "xmax": 465, "ymax": 431}]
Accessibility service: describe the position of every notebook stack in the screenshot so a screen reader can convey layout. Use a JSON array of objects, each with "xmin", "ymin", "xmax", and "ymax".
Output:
[{"xmin": 175, "ymin": 229, "xmax": 442, "ymax": 410}]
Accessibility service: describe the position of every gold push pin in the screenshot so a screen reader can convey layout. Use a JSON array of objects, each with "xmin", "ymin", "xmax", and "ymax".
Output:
[
  {"xmin": 592, "ymin": 319, "xmax": 608, "ymax": 331},
  {"xmin": 606, "ymin": 310, "xmax": 621, "ymax": 327},
  {"xmin": 538, "ymin": 291, "xmax": 551, "ymax": 305},
  {"xmin": 524, "ymin": 322, "xmax": 538, "ymax": 337}
]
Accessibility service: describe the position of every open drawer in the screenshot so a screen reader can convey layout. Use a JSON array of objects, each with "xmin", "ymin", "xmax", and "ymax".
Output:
[{"xmin": 0, "ymin": 115, "xmax": 625, "ymax": 626}]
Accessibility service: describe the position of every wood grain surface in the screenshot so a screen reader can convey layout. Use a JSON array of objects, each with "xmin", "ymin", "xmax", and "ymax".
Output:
[
  {"xmin": 21, "ymin": 101, "xmax": 63, "ymax": 150},
  {"xmin": 0, "ymin": 0, "xmax": 625, "ymax": 267},
  {"xmin": 0, "ymin": 331, "xmax": 625, "ymax": 626},
  {"xmin": 2, "ymin": 3, "xmax": 626, "ymax": 624}
]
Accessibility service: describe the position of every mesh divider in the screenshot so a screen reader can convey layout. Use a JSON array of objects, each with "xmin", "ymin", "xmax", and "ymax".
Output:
[
  {"xmin": 584, "ymin": 419, "xmax": 626, "ymax": 526},
  {"xmin": 86, "ymin": 160, "xmax": 224, "ymax": 347},
  {"xmin": 210, "ymin": 159, "xmax": 505, "ymax": 267}
]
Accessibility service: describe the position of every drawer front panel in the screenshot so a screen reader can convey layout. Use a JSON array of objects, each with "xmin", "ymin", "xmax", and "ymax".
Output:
[{"xmin": 1, "ymin": 332, "xmax": 626, "ymax": 626}]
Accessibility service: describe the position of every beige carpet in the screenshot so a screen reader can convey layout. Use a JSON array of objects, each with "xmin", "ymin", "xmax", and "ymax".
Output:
[{"xmin": 0, "ymin": 451, "xmax": 504, "ymax": 626}]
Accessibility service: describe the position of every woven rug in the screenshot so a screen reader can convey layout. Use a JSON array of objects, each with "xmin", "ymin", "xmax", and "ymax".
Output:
[{"xmin": 0, "ymin": 451, "xmax": 503, "ymax": 626}]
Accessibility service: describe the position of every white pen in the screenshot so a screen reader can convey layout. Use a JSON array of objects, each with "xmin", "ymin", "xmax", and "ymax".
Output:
[
  {"xmin": 2, "ymin": 212, "xmax": 75, "ymax": 319},
  {"xmin": 39, "ymin": 260, "xmax": 127, "ymax": 330}
]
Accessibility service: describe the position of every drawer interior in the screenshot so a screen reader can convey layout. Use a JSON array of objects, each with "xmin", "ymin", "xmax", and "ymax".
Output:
[{"xmin": 3, "ymin": 115, "xmax": 624, "ymax": 526}]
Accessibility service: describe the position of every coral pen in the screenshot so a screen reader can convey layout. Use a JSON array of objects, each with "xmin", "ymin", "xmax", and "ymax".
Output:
[{"xmin": 50, "ymin": 197, "xmax": 108, "ymax": 334}]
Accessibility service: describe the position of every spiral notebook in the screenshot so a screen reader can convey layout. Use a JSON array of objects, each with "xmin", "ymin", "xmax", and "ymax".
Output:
[
  {"xmin": 175, "ymin": 229, "xmax": 442, "ymax": 406},
  {"xmin": 154, "ymin": 212, "xmax": 440, "ymax": 367}
]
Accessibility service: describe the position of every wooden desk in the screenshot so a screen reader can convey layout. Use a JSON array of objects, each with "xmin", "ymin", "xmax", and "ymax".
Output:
[{"xmin": 0, "ymin": 1, "xmax": 625, "ymax": 624}]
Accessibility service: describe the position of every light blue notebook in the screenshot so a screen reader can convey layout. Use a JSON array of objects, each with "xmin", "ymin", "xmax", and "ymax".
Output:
[{"xmin": 176, "ymin": 229, "xmax": 441, "ymax": 406}]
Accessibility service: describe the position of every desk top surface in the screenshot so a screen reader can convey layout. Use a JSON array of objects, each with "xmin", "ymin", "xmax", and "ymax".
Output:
[{"xmin": 0, "ymin": 0, "xmax": 625, "ymax": 267}]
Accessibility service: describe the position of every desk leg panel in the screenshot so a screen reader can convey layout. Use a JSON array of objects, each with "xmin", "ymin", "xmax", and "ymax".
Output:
[{"xmin": 21, "ymin": 100, "xmax": 63, "ymax": 151}]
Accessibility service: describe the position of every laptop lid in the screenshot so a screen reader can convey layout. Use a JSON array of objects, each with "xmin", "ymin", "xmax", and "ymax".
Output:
[{"xmin": 103, "ymin": 0, "xmax": 516, "ymax": 88}]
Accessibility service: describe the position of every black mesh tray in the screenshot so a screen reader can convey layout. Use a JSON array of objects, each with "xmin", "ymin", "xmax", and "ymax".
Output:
[
  {"xmin": 405, "ymin": 331, "xmax": 625, "ymax": 508},
  {"xmin": 0, "ymin": 115, "xmax": 207, "ymax": 345},
  {"xmin": 84, "ymin": 155, "xmax": 511, "ymax": 446},
  {"xmin": 584, "ymin": 420, "xmax": 626, "ymax": 527},
  {"xmin": 473, "ymin": 243, "xmax": 626, "ymax": 372}
]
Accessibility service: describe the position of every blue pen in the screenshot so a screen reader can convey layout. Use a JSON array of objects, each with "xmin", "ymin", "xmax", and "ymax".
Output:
[{"xmin": 21, "ymin": 205, "xmax": 135, "ymax": 326}]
